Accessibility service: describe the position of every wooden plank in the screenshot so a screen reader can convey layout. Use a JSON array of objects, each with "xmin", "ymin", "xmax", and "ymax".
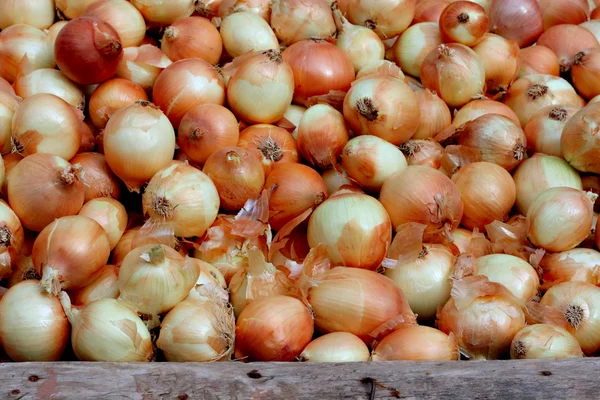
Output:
[{"xmin": 0, "ymin": 359, "xmax": 598, "ymax": 400}]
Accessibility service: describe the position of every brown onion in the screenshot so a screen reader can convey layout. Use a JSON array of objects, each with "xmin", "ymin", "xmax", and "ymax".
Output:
[
  {"xmin": 537, "ymin": 25, "xmax": 600, "ymax": 73},
  {"xmin": 70, "ymin": 152, "xmax": 121, "ymax": 202},
  {"xmin": 399, "ymin": 139, "xmax": 444, "ymax": 169},
  {"xmin": 412, "ymin": 89, "xmax": 451, "ymax": 140},
  {"xmin": 518, "ymin": 46, "xmax": 560, "ymax": 78},
  {"xmin": 372, "ymin": 325, "xmax": 459, "ymax": 361},
  {"xmin": 439, "ymin": 1, "xmax": 488, "ymax": 46},
  {"xmin": 115, "ymin": 45, "xmax": 172, "ymax": 92},
  {"xmin": 270, "ymin": 0, "xmax": 336, "ymax": 46},
  {"xmin": 539, "ymin": 0, "xmax": 589, "ymax": 30},
  {"xmin": 488, "ymin": 0, "xmax": 543, "ymax": 48},
  {"xmin": 562, "ymin": 103, "xmax": 600, "ymax": 174},
  {"xmin": 78, "ymin": 198, "xmax": 128, "ymax": 250},
  {"xmin": 524, "ymin": 106, "xmax": 580, "ymax": 158},
  {"xmin": 393, "ymin": 22, "xmax": 442, "ymax": 79},
  {"xmin": 70, "ymin": 264, "xmax": 120, "ymax": 306},
  {"xmin": 237, "ymin": 124, "xmax": 298, "ymax": 177},
  {"xmin": 472, "ymin": 34, "xmax": 519, "ymax": 95},
  {"xmin": 88, "ymin": 78, "xmax": 148, "ymax": 129},
  {"xmin": 572, "ymin": 49, "xmax": 600, "ymax": 100},
  {"xmin": 344, "ymin": 0, "xmax": 416, "ymax": 39},
  {"xmin": 160, "ymin": 17, "xmax": 222, "ymax": 64}
]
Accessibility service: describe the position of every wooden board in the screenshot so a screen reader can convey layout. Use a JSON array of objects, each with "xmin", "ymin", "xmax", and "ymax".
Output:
[{"xmin": 1, "ymin": 359, "xmax": 599, "ymax": 399}]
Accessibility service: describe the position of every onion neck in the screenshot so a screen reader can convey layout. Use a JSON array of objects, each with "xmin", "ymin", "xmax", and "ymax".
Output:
[
  {"xmin": 399, "ymin": 141, "xmax": 419, "ymax": 157},
  {"xmin": 163, "ymin": 27, "xmax": 177, "ymax": 40},
  {"xmin": 527, "ymin": 84, "xmax": 548, "ymax": 100},
  {"xmin": 258, "ymin": 137, "xmax": 284, "ymax": 162},
  {"xmin": 549, "ymin": 108, "xmax": 568, "ymax": 121},
  {"xmin": 59, "ymin": 291, "xmax": 79, "ymax": 325},
  {"xmin": 41, "ymin": 265, "xmax": 61, "ymax": 296},
  {"xmin": 356, "ymin": 97, "xmax": 379, "ymax": 121},
  {"xmin": 564, "ymin": 304, "xmax": 585, "ymax": 329},
  {"xmin": 94, "ymin": 26, "xmax": 123, "ymax": 58},
  {"xmin": 60, "ymin": 164, "xmax": 84, "ymax": 186},
  {"xmin": 145, "ymin": 245, "xmax": 167, "ymax": 265},
  {"xmin": 0, "ymin": 226, "xmax": 12, "ymax": 248}
]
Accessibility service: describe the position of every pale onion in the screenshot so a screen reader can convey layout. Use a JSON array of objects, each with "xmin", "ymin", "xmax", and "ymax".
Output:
[
  {"xmin": 476, "ymin": 254, "xmax": 539, "ymax": 303},
  {"xmin": 194, "ymin": 259, "xmax": 227, "ymax": 288},
  {"xmin": 203, "ymin": 147, "xmax": 264, "ymax": 211},
  {"xmin": 103, "ymin": 100, "xmax": 176, "ymax": 192},
  {"xmin": 399, "ymin": 139, "xmax": 444, "ymax": 169},
  {"xmin": 8, "ymin": 154, "xmax": 85, "ymax": 232},
  {"xmin": 537, "ymin": 25, "xmax": 600, "ymax": 74},
  {"xmin": 70, "ymin": 265, "xmax": 120, "ymax": 306},
  {"xmin": 266, "ymin": 163, "xmax": 328, "ymax": 230},
  {"xmin": 413, "ymin": 0, "xmax": 450, "ymax": 24},
  {"xmin": 513, "ymin": 153, "xmax": 582, "ymax": 216},
  {"xmin": 355, "ymin": 59, "xmax": 405, "ymax": 81},
  {"xmin": 451, "ymin": 228, "xmax": 492, "ymax": 258},
  {"xmin": 539, "ymin": 0, "xmax": 589, "ymax": 30},
  {"xmin": 0, "ymin": 200, "xmax": 24, "ymax": 279},
  {"xmin": 518, "ymin": 46, "xmax": 560, "ymax": 78},
  {"xmin": 60, "ymin": 294, "xmax": 153, "ymax": 362},
  {"xmin": 420, "ymin": 44, "xmax": 485, "ymax": 108},
  {"xmin": 0, "ymin": 93, "xmax": 19, "ymax": 154},
  {"xmin": 393, "ymin": 22, "xmax": 442, "ymax": 79},
  {"xmin": 343, "ymin": 75, "xmax": 419, "ymax": 145},
  {"xmin": 45, "ymin": 22, "xmax": 68, "ymax": 55},
  {"xmin": 0, "ymin": 0, "xmax": 55, "ymax": 30},
  {"xmin": 160, "ymin": 16, "xmax": 222, "ymax": 64},
  {"xmin": 219, "ymin": 11, "xmax": 278, "ymax": 58},
  {"xmin": 541, "ymin": 249, "xmax": 600, "ymax": 289},
  {"xmin": 488, "ymin": 0, "xmax": 543, "ymax": 48},
  {"xmin": 472, "ymin": 34, "xmax": 519, "ymax": 95},
  {"xmin": 111, "ymin": 228, "xmax": 141, "ymax": 267},
  {"xmin": 14, "ymin": 68, "xmax": 85, "ymax": 111},
  {"xmin": 78, "ymin": 198, "xmax": 128, "ymax": 250},
  {"xmin": 372, "ymin": 325, "xmax": 459, "ymax": 361},
  {"xmin": 412, "ymin": 89, "xmax": 451, "ymax": 140},
  {"xmin": 153, "ymin": 58, "xmax": 225, "ymax": 128},
  {"xmin": 308, "ymin": 267, "xmax": 415, "ymax": 343},
  {"xmin": 447, "ymin": 99, "xmax": 521, "ymax": 136},
  {"xmin": 235, "ymin": 295, "xmax": 313, "ymax": 361},
  {"xmin": 524, "ymin": 106, "xmax": 580, "ymax": 158},
  {"xmin": 341, "ymin": 135, "xmax": 407, "ymax": 192},
  {"xmin": 238, "ymin": 124, "xmax": 298, "ymax": 177},
  {"xmin": 83, "ymin": 0, "xmax": 147, "ymax": 48},
  {"xmin": 572, "ymin": 49, "xmax": 600, "ymax": 100},
  {"xmin": 270, "ymin": 0, "xmax": 336, "ymax": 46},
  {"xmin": 218, "ymin": 0, "xmax": 271, "ymax": 20},
  {"xmin": 130, "ymin": 0, "xmax": 195, "ymax": 25},
  {"xmin": 226, "ymin": 50, "xmax": 294, "ymax": 124},
  {"xmin": 157, "ymin": 285, "xmax": 235, "ymax": 362},
  {"xmin": 344, "ymin": 0, "xmax": 416, "ymax": 39},
  {"xmin": 70, "ymin": 152, "xmax": 122, "ymax": 202},
  {"xmin": 33, "ymin": 215, "xmax": 111, "ymax": 295},
  {"xmin": 196, "ymin": 0, "xmax": 222, "ymax": 18},
  {"xmin": 510, "ymin": 324, "xmax": 584, "ymax": 359},
  {"xmin": 297, "ymin": 104, "xmax": 348, "ymax": 169},
  {"xmin": 115, "ymin": 45, "xmax": 173, "ymax": 92},
  {"xmin": 89, "ymin": 78, "xmax": 149, "ymax": 129},
  {"xmin": 307, "ymin": 189, "xmax": 392, "ymax": 270},
  {"xmin": 276, "ymin": 104, "xmax": 306, "ymax": 140},
  {"xmin": 0, "ymin": 24, "xmax": 55, "ymax": 83},
  {"xmin": 581, "ymin": 20, "xmax": 600, "ymax": 43},
  {"xmin": 439, "ymin": 1, "xmax": 488, "ymax": 47},
  {"xmin": 562, "ymin": 103, "xmax": 600, "ymax": 174},
  {"xmin": 0, "ymin": 281, "xmax": 69, "ymax": 361},
  {"xmin": 55, "ymin": 0, "xmax": 99, "ymax": 19},
  {"xmin": 451, "ymin": 162, "xmax": 516, "ymax": 230},
  {"xmin": 333, "ymin": 10, "xmax": 384, "ymax": 73},
  {"xmin": 118, "ymin": 244, "xmax": 200, "ymax": 319},
  {"xmin": 321, "ymin": 166, "xmax": 356, "ymax": 195},
  {"xmin": 299, "ymin": 332, "xmax": 370, "ymax": 362},
  {"xmin": 438, "ymin": 276, "xmax": 526, "ymax": 360},
  {"xmin": 527, "ymin": 187, "xmax": 595, "ymax": 253}
]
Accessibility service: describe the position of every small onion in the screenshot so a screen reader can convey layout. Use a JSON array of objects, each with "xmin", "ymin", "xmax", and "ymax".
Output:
[
  {"xmin": 277, "ymin": 104, "xmax": 306, "ymax": 140},
  {"xmin": 299, "ymin": 332, "xmax": 370, "ymax": 362},
  {"xmin": 372, "ymin": 326, "xmax": 459, "ymax": 361},
  {"xmin": 0, "ymin": 24, "xmax": 55, "ymax": 84},
  {"xmin": 78, "ymin": 198, "xmax": 128, "ymax": 250},
  {"xmin": 439, "ymin": 1, "xmax": 488, "ymax": 47},
  {"xmin": 537, "ymin": 25, "xmax": 600, "ymax": 74},
  {"xmin": 270, "ymin": 0, "xmax": 336, "ymax": 46},
  {"xmin": 472, "ymin": 34, "xmax": 519, "ymax": 95},
  {"xmin": 1, "ymin": 153, "xmax": 22, "ymax": 197},
  {"xmin": 89, "ymin": 78, "xmax": 148, "ymax": 129},
  {"xmin": 70, "ymin": 152, "xmax": 122, "ymax": 202},
  {"xmin": 476, "ymin": 254, "xmax": 540, "ymax": 302},
  {"xmin": 130, "ymin": 0, "xmax": 195, "ymax": 26},
  {"xmin": 70, "ymin": 264, "xmax": 120, "ymax": 306},
  {"xmin": 412, "ymin": 89, "xmax": 451, "ymax": 140},
  {"xmin": 562, "ymin": 103, "xmax": 600, "ymax": 174},
  {"xmin": 488, "ymin": 0, "xmax": 543, "ymax": 48},
  {"xmin": 219, "ymin": 11, "xmax": 278, "ymax": 58},
  {"xmin": 511, "ymin": 324, "xmax": 584, "ymax": 360},
  {"xmin": 14, "ymin": 68, "xmax": 85, "ymax": 111},
  {"xmin": 393, "ymin": 22, "xmax": 442, "ymax": 79},
  {"xmin": 518, "ymin": 46, "xmax": 560, "ymax": 78},
  {"xmin": 83, "ymin": 0, "xmax": 147, "ymax": 48},
  {"xmin": 160, "ymin": 17, "xmax": 222, "ymax": 64},
  {"xmin": 115, "ymin": 45, "xmax": 173, "ymax": 92},
  {"xmin": 541, "ymin": 248, "xmax": 600, "ymax": 289},
  {"xmin": 399, "ymin": 139, "xmax": 444, "ymax": 169},
  {"xmin": 344, "ymin": 0, "xmax": 416, "ymax": 39},
  {"xmin": 0, "ymin": 0, "xmax": 55, "ymax": 30},
  {"xmin": 524, "ymin": 106, "xmax": 580, "ymax": 158},
  {"xmin": 238, "ymin": 124, "xmax": 298, "ymax": 177},
  {"xmin": 333, "ymin": 10, "xmax": 384, "ymax": 73}
]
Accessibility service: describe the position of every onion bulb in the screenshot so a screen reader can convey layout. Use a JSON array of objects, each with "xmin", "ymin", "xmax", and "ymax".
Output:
[
  {"xmin": 88, "ymin": 78, "xmax": 148, "ymax": 129},
  {"xmin": 70, "ymin": 264, "xmax": 120, "ymax": 306},
  {"xmin": 321, "ymin": 166, "xmax": 356, "ymax": 195},
  {"xmin": 472, "ymin": 34, "xmax": 519, "ymax": 95},
  {"xmin": 0, "ymin": 281, "xmax": 69, "ymax": 361},
  {"xmin": 562, "ymin": 102, "xmax": 600, "ymax": 174},
  {"xmin": 130, "ymin": 0, "xmax": 195, "ymax": 26},
  {"xmin": 541, "ymin": 248, "xmax": 600, "ymax": 289},
  {"xmin": 83, "ymin": 0, "xmax": 147, "ymax": 48},
  {"xmin": 270, "ymin": 0, "xmax": 336, "ymax": 46},
  {"xmin": 78, "ymin": 198, "xmax": 128, "ymax": 250},
  {"xmin": 510, "ymin": 324, "xmax": 584, "ymax": 359},
  {"xmin": 572, "ymin": 49, "xmax": 600, "ymax": 100},
  {"xmin": 300, "ymin": 332, "xmax": 370, "ymax": 362},
  {"xmin": 0, "ymin": 91, "xmax": 19, "ymax": 154},
  {"xmin": 0, "ymin": 24, "xmax": 55, "ymax": 84},
  {"xmin": 70, "ymin": 152, "xmax": 121, "ymax": 202},
  {"xmin": 449, "ymin": 99, "xmax": 521, "ymax": 133},
  {"xmin": 0, "ymin": 0, "xmax": 55, "ymax": 30},
  {"xmin": 399, "ymin": 139, "xmax": 444, "ymax": 169},
  {"xmin": 235, "ymin": 295, "xmax": 313, "ymax": 361},
  {"xmin": 115, "ymin": 45, "xmax": 173, "ymax": 92},
  {"xmin": 333, "ymin": 10, "xmax": 385, "ymax": 73},
  {"xmin": 518, "ymin": 45, "xmax": 560, "ymax": 78},
  {"xmin": 537, "ymin": 25, "xmax": 600, "ymax": 74},
  {"xmin": 488, "ymin": 0, "xmax": 543, "ymax": 48},
  {"xmin": 194, "ymin": 259, "xmax": 227, "ymax": 288},
  {"xmin": 0, "ymin": 200, "xmax": 24, "ymax": 279},
  {"xmin": 476, "ymin": 254, "xmax": 539, "ymax": 302},
  {"xmin": 393, "ymin": 22, "xmax": 442, "ymax": 79},
  {"xmin": 219, "ymin": 11, "xmax": 278, "ymax": 58},
  {"xmin": 439, "ymin": 1, "xmax": 488, "ymax": 46},
  {"xmin": 344, "ymin": 0, "xmax": 416, "ymax": 39},
  {"xmin": 524, "ymin": 106, "xmax": 580, "ymax": 158},
  {"xmin": 237, "ymin": 124, "xmax": 299, "ymax": 177},
  {"xmin": 372, "ymin": 325, "xmax": 459, "ymax": 361},
  {"xmin": 160, "ymin": 16, "xmax": 222, "ymax": 64},
  {"xmin": 277, "ymin": 104, "xmax": 306, "ymax": 140},
  {"xmin": 539, "ymin": 0, "xmax": 589, "ymax": 30},
  {"xmin": 412, "ymin": 89, "xmax": 451, "ymax": 140},
  {"xmin": 355, "ymin": 59, "xmax": 405, "ymax": 81},
  {"xmin": 413, "ymin": 0, "xmax": 450, "ymax": 24},
  {"xmin": 14, "ymin": 68, "xmax": 85, "ymax": 111}
]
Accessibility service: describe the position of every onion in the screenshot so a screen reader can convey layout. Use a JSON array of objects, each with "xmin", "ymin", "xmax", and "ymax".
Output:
[
  {"xmin": 537, "ymin": 25, "xmax": 600, "ymax": 74},
  {"xmin": 541, "ymin": 249, "xmax": 600, "ymax": 289},
  {"xmin": 143, "ymin": 162, "xmax": 220, "ymax": 238},
  {"xmin": 218, "ymin": 0, "xmax": 271, "ymax": 20},
  {"xmin": 195, "ymin": 0, "xmax": 222, "ymax": 19},
  {"xmin": 130, "ymin": 0, "xmax": 195, "ymax": 25},
  {"xmin": 238, "ymin": 124, "xmax": 298, "ymax": 177},
  {"xmin": 282, "ymin": 39, "xmax": 355, "ymax": 106},
  {"xmin": 451, "ymin": 227, "xmax": 492, "ymax": 257},
  {"xmin": 1, "ymin": 153, "xmax": 21, "ymax": 197},
  {"xmin": 0, "ymin": 0, "xmax": 55, "ymax": 30},
  {"xmin": 308, "ymin": 267, "xmax": 415, "ymax": 343},
  {"xmin": 503, "ymin": 74, "xmax": 584, "ymax": 127},
  {"xmin": 277, "ymin": 104, "xmax": 306, "ymax": 139},
  {"xmin": 343, "ymin": 75, "xmax": 419, "ymax": 145},
  {"xmin": 6, "ymin": 255, "xmax": 38, "ymax": 288},
  {"xmin": 476, "ymin": 254, "xmax": 539, "ymax": 303},
  {"xmin": 581, "ymin": 20, "xmax": 600, "ymax": 43},
  {"xmin": 333, "ymin": 10, "xmax": 384, "ymax": 73},
  {"xmin": 488, "ymin": 0, "xmax": 543, "ymax": 48},
  {"xmin": 451, "ymin": 162, "xmax": 515, "ymax": 230},
  {"xmin": 78, "ymin": 198, "xmax": 128, "ymax": 250},
  {"xmin": 55, "ymin": 17, "xmax": 123, "ymax": 85},
  {"xmin": 518, "ymin": 46, "xmax": 560, "ymax": 78},
  {"xmin": 0, "ymin": 281, "xmax": 69, "ymax": 361},
  {"xmin": 203, "ymin": 147, "xmax": 264, "ymax": 211},
  {"xmin": 194, "ymin": 259, "xmax": 227, "ymax": 288},
  {"xmin": 299, "ymin": 332, "xmax": 370, "ymax": 362},
  {"xmin": 420, "ymin": 44, "xmax": 485, "ymax": 108},
  {"xmin": 344, "ymin": 0, "xmax": 416, "ymax": 39},
  {"xmin": 399, "ymin": 139, "xmax": 444, "ymax": 169},
  {"xmin": 83, "ymin": 0, "xmax": 147, "ymax": 48},
  {"xmin": 70, "ymin": 265, "xmax": 120, "ymax": 306},
  {"xmin": 89, "ymin": 78, "xmax": 148, "ymax": 129},
  {"xmin": 115, "ymin": 45, "xmax": 173, "ymax": 92},
  {"xmin": 0, "ymin": 77, "xmax": 14, "ymax": 95},
  {"xmin": 266, "ymin": 163, "xmax": 327, "ymax": 231},
  {"xmin": 271, "ymin": 0, "xmax": 336, "ymax": 46},
  {"xmin": 572, "ymin": 49, "xmax": 600, "ymax": 100},
  {"xmin": 0, "ymin": 24, "xmax": 55, "ymax": 83},
  {"xmin": 157, "ymin": 286, "xmax": 235, "ymax": 362},
  {"xmin": 448, "ymin": 99, "xmax": 521, "ymax": 135},
  {"xmin": 412, "ymin": 89, "xmax": 451, "ymax": 140},
  {"xmin": 70, "ymin": 152, "xmax": 122, "ymax": 202},
  {"xmin": 527, "ymin": 187, "xmax": 595, "ymax": 253},
  {"xmin": 372, "ymin": 325, "xmax": 459, "ymax": 361},
  {"xmin": 472, "ymin": 34, "xmax": 519, "ymax": 95},
  {"xmin": 414, "ymin": 0, "xmax": 450, "ymax": 24},
  {"xmin": 0, "ymin": 200, "xmax": 24, "ymax": 279},
  {"xmin": 511, "ymin": 324, "xmax": 584, "ymax": 359},
  {"xmin": 297, "ymin": 104, "xmax": 348, "ymax": 169},
  {"xmin": 103, "ymin": 101, "xmax": 176, "ymax": 192},
  {"xmin": 524, "ymin": 106, "xmax": 580, "ymax": 158},
  {"xmin": 355, "ymin": 60, "xmax": 405, "ymax": 81},
  {"xmin": 321, "ymin": 166, "xmax": 356, "ymax": 195},
  {"xmin": 0, "ymin": 92, "xmax": 19, "ymax": 154},
  {"xmin": 393, "ymin": 22, "xmax": 442, "ymax": 79},
  {"xmin": 562, "ymin": 103, "xmax": 600, "ymax": 174},
  {"xmin": 60, "ymin": 294, "xmax": 153, "ymax": 362},
  {"xmin": 153, "ymin": 58, "xmax": 225, "ymax": 128},
  {"xmin": 160, "ymin": 17, "xmax": 222, "ymax": 64},
  {"xmin": 8, "ymin": 154, "xmax": 85, "ymax": 232},
  {"xmin": 111, "ymin": 228, "xmax": 140, "ymax": 267},
  {"xmin": 219, "ymin": 11, "xmax": 278, "ymax": 58},
  {"xmin": 55, "ymin": 0, "xmax": 99, "ymax": 19},
  {"xmin": 439, "ymin": 1, "xmax": 488, "ymax": 46},
  {"xmin": 513, "ymin": 154, "xmax": 582, "ymax": 217},
  {"xmin": 539, "ymin": 0, "xmax": 589, "ymax": 30},
  {"xmin": 438, "ymin": 276, "xmax": 526, "ymax": 360},
  {"xmin": 307, "ymin": 189, "xmax": 391, "ymax": 270},
  {"xmin": 226, "ymin": 50, "xmax": 294, "ymax": 125},
  {"xmin": 14, "ymin": 68, "xmax": 85, "ymax": 111},
  {"xmin": 235, "ymin": 295, "xmax": 313, "ymax": 361}
]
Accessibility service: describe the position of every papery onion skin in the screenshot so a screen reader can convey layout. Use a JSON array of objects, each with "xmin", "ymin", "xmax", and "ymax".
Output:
[
  {"xmin": 518, "ymin": 46, "xmax": 560, "ymax": 78},
  {"xmin": 14, "ymin": 68, "xmax": 85, "ymax": 111},
  {"xmin": 541, "ymin": 248, "xmax": 600, "ymax": 289},
  {"xmin": 89, "ymin": 78, "xmax": 149, "ymax": 129},
  {"xmin": 270, "ymin": 0, "xmax": 336, "ymax": 46},
  {"xmin": 0, "ymin": 24, "xmax": 55, "ymax": 84},
  {"xmin": 355, "ymin": 60, "xmax": 405, "ymax": 81},
  {"xmin": 537, "ymin": 25, "xmax": 600, "ymax": 74},
  {"xmin": 0, "ymin": 199, "xmax": 24, "ymax": 278},
  {"xmin": 561, "ymin": 103, "xmax": 600, "ymax": 174},
  {"xmin": 344, "ymin": 0, "xmax": 416, "ymax": 39},
  {"xmin": 160, "ymin": 17, "xmax": 222, "ymax": 64},
  {"xmin": 78, "ymin": 198, "xmax": 128, "ymax": 250},
  {"xmin": 235, "ymin": 295, "xmax": 314, "ymax": 362},
  {"xmin": 70, "ymin": 152, "xmax": 122, "ymax": 202},
  {"xmin": 70, "ymin": 265, "xmax": 120, "ymax": 306},
  {"xmin": 372, "ymin": 325, "xmax": 459, "ymax": 361},
  {"xmin": 115, "ymin": 45, "xmax": 173, "ymax": 92},
  {"xmin": 476, "ymin": 254, "xmax": 540, "ymax": 302},
  {"xmin": 527, "ymin": 187, "xmax": 594, "ymax": 253},
  {"xmin": 524, "ymin": 106, "xmax": 580, "ymax": 158},
  {"xmin": 238, "ymin": 124, "xmax": 299, "ymax": 177},
  {"xmin": 572, "ymin": 49, "xmax": 600, "ymax": 100},
  {"xmin": 321, "ymin": 166, "xmax": 356, "ymax": 195},
  {"xmin": 219, "ymin": 11, "xmax": 279, "ymax": 58},
  {"xmin": 488, "ymin": 0, "xmax": 543, "ymax": 48},
  {"xmin": 0, "ymin": 281, "xmax": 69, "ymax": 361},
  {"xmin": 299, "ymin": 332, "xmax": 370, "ymax": 362},
  {"xmin": 334, "ymin": 10, "xmax": 385, "ymax": 73},
  {"xmin": 393, "ymin": 22, "xmax": 442, "ymax": 79},
  {"xmin": 83, "ymin": 0, "xmax": 147, "ymax": 48},
  {"xmin": 130, "ymin": 0, "xmax": 195, "ymax": 26},
  {"xmin": 510, "ymin": 324, "xmax": 584, "ymax": 360},
  {"xmin": 450, "ymin": 99, "xmax": 521, "ymax": 132},
  {"xmin": 439, "ymin": 1, "xmax": 488, "ymax": 47},
  {"xmin": 0, "ymin": 0, "xmax": 55, "ymax": 30},
  {"xmin": 513, "ymin": 154, "xmax": 582, "ymax": 216}
]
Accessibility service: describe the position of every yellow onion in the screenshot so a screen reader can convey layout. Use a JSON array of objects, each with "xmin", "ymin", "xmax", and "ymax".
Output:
[
  {"xmin": 471, "ymin": 33, "xmax": 520, "ymax": 95},
  {"xmin": 0, "ymin": 280, "xmax": 69, "ymax": 361},
  {"xmin": 218, "ymin": 0, "xmax": 271, "ymax": 20},
  {"xmin": 83, "ymin": 0, "xmax": 146, "ymax": 48},
  {"xmin": 70, "ymin": 265, "xmax": 120, "ymax": 306},
  {"xmin": 476, "ymin": 254, "xmax": 540, "ymax": 303},
  {"xmin": 541, "ymin": 249, "xmax": 600, "ymax": 289},
  {"xmin": 0, "ymin": 24, "xmax": 55, "ymax": 83},
  {"xmin": 270, "ymin": 0, "xmax": 336, "ymax": 46},
  {"xmin": 524, "ymin": 105, "xmax": 581, "ymax": 158},
  {"xmin": 160, "ymin": 16, "xmax": 221, "ymax": 64},
  {"xmin": 157, "ymin": 285, "xmax": 235, "ymax": 362},
  {"xmin": 299, "ymin": 332, "xmax": 370, "ymax": 362},
  {"xmin": 393, "ymin": 22, "xmax": 442, "ymax": 79},
  {"xmin": 518, "ymin": 45, "xmax": 560, "ymax": 78},
  {"xmin": 439, "ymin": 1, "xmax": 488, "ymax": 46},
  {"xmin": 333, "ymin": 10, "xmax": 384, "ymax": 73},
  {"xmin": 527, "ymin": 187, "xmax": 595, "ymax": 253},
  {"xmin": 444, "ymin": 100, "xmax": 521, "ymax": 139},
  {"xmin": 130, "ymin": 0, "xmax": 195, "ymax": 25},
  {"xmin": 60, "ymin": 294, "xmax": 153, "ymax": 362},
  {"xmin": 0, "ymin": 199, "xmax": 24, "ymax": 279},
  {"xmin": 277, "ymin": 104, "xmax": 306, "ymax": 139},
  {"xmin": 344, "ymin": 0, "xmax": 416, "ymax": 39},
  {"xmin": 513, "ymin": 154, "xmax": 582, "ymax": 216},
  {"xmin": 510, "ymin": 324, "xmax": 584, "ymax": 359},
  {"xmin": 321, "ymin": 166, "xmax": 356, "ymax": 195},
  {"xmin": 6, "ymin": 256, "xmax": 38, "ymax": 288},
  {"xmin": 219, "ymin": 11, "xmax": 278, "ymax": 58},
  {"xmin": 399, "ymin": 139, "xmax": 444, "ymax": 169},
  {"xmin": 194, "ymin": 259, "xmax": 227, "ymax": 288},
  {"xmin": 70, "ymin": 152, "xmax": 122, "ymax": 202},
  {"xmin": 562, "ymin": 102, "xmax": 600, "ymax": 174},
  {"xmin": 88, "ymin": 78, "xmax": 148, "ymax": 129},
  {"xmin": 412, "ymin": 89, "xmax": 451, "ymax": 140},
  {"xmin": 537, "ymin": 24, "xmax": 599, "ymax": 74},
  {"xmin": 451, "ymin": 227, "xmax": 492, "ymax": 258},
  {"xmin": 141, "ymin": 162, "xmax": 219, "ymax": 240},
  {"xmin": 0, "ymin": 91, "xmax": 20, "ymax": 154},
  {"xmin": 78, "ymin": 198, "xmax": 128, "ymax": 250},
  {"xmin": 237, "ymin": 124, "xmax": 299, "ymax": 177},
  {"xmin": 372, "ymin": 325, "xmax": 459, "ymax": 361},
  {"xmin": 115, "ymin": 45, "xmax": 173, "ymax": 92},
  {"xmin": 14, "ymin": 68, "xmax": 85, "ymax": 111},
  {"xmin": 111, "ymin": 228, "xmax": 142, "ymax": 267},
  {"xmin": 235, "ymin": 295, "xmax": 314, "ymax": 361},
  {"xmin": 0, "ymin": 0, "xmax": 55, "ymax": 30}
]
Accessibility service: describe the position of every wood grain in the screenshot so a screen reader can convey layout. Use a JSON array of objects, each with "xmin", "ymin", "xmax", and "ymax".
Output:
[{"xmin": 0, "ymin": 359, "xmax": 597, "ymax": 399}]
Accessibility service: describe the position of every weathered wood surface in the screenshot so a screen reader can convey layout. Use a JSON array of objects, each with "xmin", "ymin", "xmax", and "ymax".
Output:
[{"xmin": 0, "ymin": 359, "xmax": 599, "ymax": 400}]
